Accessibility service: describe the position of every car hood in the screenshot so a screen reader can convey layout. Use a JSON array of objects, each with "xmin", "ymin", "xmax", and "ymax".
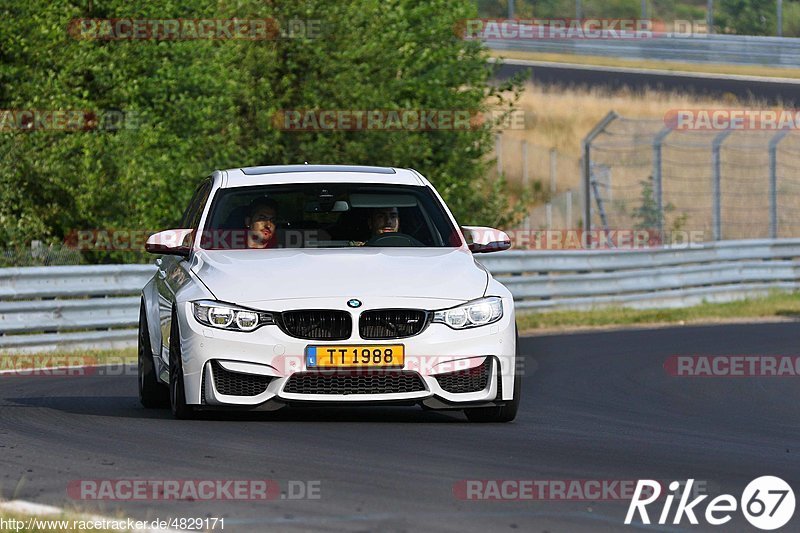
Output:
[{"xmin": 190, "ymin": 247, "xmax": 488, "ymax": 304}]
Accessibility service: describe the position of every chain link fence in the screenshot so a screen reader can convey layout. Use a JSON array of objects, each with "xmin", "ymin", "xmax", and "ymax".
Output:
[
  {"xmin": 494, "ymin": 114, "xmax": 800, "ymax": 242},
  {"xmin": 494, "ymin": 135, "xmax": 584, "ymax": 230},
  {"xmin": 583, "ymin": 113, "xmax": 800, "ymax": 241}
]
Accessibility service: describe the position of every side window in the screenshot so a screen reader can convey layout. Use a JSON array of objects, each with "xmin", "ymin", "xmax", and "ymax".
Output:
[{"xmin": 180, "ymin": 178, "xmax": 212, "ymax": 230}]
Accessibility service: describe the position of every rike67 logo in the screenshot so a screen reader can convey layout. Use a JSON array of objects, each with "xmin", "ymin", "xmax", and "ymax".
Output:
[{"xmin": 626, "ymin": 477, "xmax": 795, "ymax": 530}]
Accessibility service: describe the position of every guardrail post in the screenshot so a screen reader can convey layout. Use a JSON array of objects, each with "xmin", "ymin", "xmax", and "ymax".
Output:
[
  {"xmin": 769, "ymin": 130, "xmax": 790, "ymax": 238},
  {"xmin": 582, "ymin": 111, "xmax": 618, "ymax": 245},
  {"xmin": 652, "ymin": 127, "xmax": 672, "ymax": 239},
  {"xmin": 711, "ymin": 130, "xmax": 732, "ymax": 241},
  {"xmin": 549, "ymin": 147, "xmax": 557, "ymax": 193}
]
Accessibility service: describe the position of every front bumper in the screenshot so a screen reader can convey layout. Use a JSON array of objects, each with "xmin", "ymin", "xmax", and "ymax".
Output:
[{"xmin": 171, "ymin": 297, "xmax": 516, "ymax": 410}]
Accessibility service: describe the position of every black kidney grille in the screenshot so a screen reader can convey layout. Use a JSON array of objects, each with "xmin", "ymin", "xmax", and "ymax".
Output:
[
  {"xmin": 211, "ymin": 361, "xmax": 273, "ymax": 397},
  {"xmin": 435, "ymin": 358, "xmax": 491, "ymax": 394},
  {"xmin": 280, "ymin": 310, "xmax": 351, "ymax": 340},
  {"xmin": 284, "ymin": 371, "xmax": 426, "ymax": 395},
  {"xmin": 359, "ymin": 309, "xmax": 428, "ymax": 339}
]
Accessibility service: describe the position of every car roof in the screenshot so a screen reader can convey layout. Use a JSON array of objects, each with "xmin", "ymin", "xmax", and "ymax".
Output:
[{"xmin": 219, "ymin": 165, "xmax": 428, "ymax": 188}]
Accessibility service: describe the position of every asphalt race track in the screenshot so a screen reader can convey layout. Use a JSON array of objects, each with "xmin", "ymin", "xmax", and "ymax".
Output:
[
  {"xmin": 1, "ymin": 322, "xmax": 798, "ymax": 532},
  {"xmin": 494, "ymin": 59, "xmax": 800, "ymax": 106}
]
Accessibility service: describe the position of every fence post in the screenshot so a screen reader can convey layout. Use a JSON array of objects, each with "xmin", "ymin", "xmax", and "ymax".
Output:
[
  {"xmin": 582, "ymin": 111, "xmax": 619, "ymax": 245},
  {"xmin": 549, "ymin": 148, "xmax": 557, "ymax": 193},
  {"xmin": 652, "ymin": 127, "xmax": 672, "ymax": 238},
  {"xmin": 522, "ymin": 141, "xmax": 529, "ymax": 188},
  {"xmin": 711, "ymin": 130, "xmax": 732, "ymax": 241},
  {"xmin": 495, "ymin": 133, "xmax": 502, "ymax": 177},
  {"xmin": 769, "ymin": 130, "xmax": 790, "ymax": 238},
  {"xmin": 546, "ymin": 203, "xmax": 553, "ymax": 230},
  {"xmin": 706, "ymin": 0, "xmax": 714, "ymax": 33},
  {"xmin": 566, "ymin": 189, "xmax": 573, "ymax": 228}
]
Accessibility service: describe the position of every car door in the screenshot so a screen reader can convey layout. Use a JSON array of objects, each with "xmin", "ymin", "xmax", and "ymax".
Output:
[{"xmin": 157, "ymin": 178, "xmax": 213, "ymax": 361}]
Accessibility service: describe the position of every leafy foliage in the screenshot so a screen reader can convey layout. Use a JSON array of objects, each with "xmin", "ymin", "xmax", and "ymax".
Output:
[
  {"xmin": 0, "ymin": 0, "xmax": 524, "ymax": 263},
  {"xmin": 717, "ymin": 0, "xmax": 778, "ymax": 35}
]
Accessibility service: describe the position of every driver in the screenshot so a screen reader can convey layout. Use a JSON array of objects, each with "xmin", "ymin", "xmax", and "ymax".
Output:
[
  {"xmin": 367, "ymin": 207, "xmax": 399, "ymax": 236},
  {"xmin": 245, "ymin": 197, "xmax": 279, "ymax": 249},
  {"xmin": 350, "ymin": 207, "xmax": 400, "ymax": 246}
]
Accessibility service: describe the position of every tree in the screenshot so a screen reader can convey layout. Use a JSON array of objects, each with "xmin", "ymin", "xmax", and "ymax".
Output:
[{"xmin": 716, "ymin": 0, "xmax": 777, "ymax": 35}]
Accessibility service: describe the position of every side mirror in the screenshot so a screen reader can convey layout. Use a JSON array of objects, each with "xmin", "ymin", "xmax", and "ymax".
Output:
[
  {"xmin": 145, "ymin": 229, "xmax": 193, "ymax": 257},
  {"xmin": 461, "ymin": 226, "xmax": 511, "ymax": 253}
]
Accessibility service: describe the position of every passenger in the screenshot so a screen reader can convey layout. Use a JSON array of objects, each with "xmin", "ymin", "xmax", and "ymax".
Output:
[{"xmin": 245, "ymin": 198, "xmax": 279, "ymax": 249}]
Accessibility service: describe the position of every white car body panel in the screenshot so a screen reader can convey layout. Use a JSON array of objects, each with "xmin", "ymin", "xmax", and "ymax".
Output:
[{"xmin": 189, "ymin": 248, "xmax": 488, "ymax": 303}]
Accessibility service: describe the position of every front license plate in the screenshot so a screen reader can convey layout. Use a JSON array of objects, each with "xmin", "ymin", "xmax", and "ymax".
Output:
[{"xmin": 306, "ymin": 345, "xmax": 404, "ymax": 368}]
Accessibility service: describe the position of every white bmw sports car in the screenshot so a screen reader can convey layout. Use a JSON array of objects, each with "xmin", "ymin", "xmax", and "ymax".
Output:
[{"xmin": 139, "ymin": 165, "xmax": 520, "ymax": 421}]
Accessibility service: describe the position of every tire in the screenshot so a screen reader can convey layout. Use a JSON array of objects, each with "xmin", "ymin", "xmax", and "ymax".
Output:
[
  {"xmin": 465, "ymin": 328, "xmax": 521, "ymax": 423},
  {"xmin": 169, "ymin": 313, "xmax": 196, "ymax": 419},
  {"xmin": 138, "ymin": 302, "xmax": 169, "ymax": 408}
]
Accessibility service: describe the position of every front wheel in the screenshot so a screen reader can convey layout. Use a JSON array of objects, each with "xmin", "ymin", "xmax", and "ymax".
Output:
[
  {"xmin": 465, "ymin": 329, "xmax": 521, "ymax": 423},
  {"xmin": 169, "ymin": 314, "xmax": 196, "ymax": 420}
]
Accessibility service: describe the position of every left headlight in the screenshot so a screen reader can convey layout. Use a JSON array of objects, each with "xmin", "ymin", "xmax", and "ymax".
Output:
[
  {"xmin": 432, "ymin": 297, "xmax": 503, "ymax": 329},
  {"xmin": 192, "ymin": 300, "xmax": 276, "ymax": 332}
]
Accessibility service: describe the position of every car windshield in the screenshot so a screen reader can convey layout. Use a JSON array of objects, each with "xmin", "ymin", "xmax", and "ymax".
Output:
[{"xmin": 200, "ymin": 183, "xmax": 462, "ymax": 249}]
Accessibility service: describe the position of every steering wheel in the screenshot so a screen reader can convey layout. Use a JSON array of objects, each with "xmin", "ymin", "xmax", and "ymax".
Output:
[{"xmin": 365, "ymin": 232, "xmax": 423, "ymax": 247}]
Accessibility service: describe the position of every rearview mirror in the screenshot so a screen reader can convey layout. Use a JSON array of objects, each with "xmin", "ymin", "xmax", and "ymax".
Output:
[
  {"xmin": 461, "ymin": 226, "xmax": 511, "ymax": 253},
  {"xmin": 145, "ymin": 229, "xmax": 193, "ymax": 257}
]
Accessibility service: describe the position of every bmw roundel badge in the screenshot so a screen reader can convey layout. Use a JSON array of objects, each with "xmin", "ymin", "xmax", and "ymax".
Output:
[{"xmin": 347, "ymin": 299, "xmax": 362, "ymax": 308}]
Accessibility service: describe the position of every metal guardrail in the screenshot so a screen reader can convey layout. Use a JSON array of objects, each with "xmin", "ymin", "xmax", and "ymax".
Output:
[
  {"xmin": 486, "ymin": 33, "xmax": 800, "ymax": 67},
  {"xmin": 0, "ymin": 239, "xmax": 798, "ymax": 352},
  {"xmin": 479, "ymin": 238, "xmax": 800, "ymax": 310},
  {"xmin": 0, "ymin": 265, "xmax": 154, "ymax": 353}
]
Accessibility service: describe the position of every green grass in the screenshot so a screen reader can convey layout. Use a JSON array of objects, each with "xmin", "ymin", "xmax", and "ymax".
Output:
[{"xmin": 517, "ymin": 291, "xmax": 800, "ymax": 331}]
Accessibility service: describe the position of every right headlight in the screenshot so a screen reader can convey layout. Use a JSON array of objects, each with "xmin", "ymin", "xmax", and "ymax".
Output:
[
  {"xmin": 192, "ymin": 300, "xmax": 275, "ymax": 332},
  {"xmin": 432, "ymin": 297, "xmax": 503, "ymax": 329}
]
